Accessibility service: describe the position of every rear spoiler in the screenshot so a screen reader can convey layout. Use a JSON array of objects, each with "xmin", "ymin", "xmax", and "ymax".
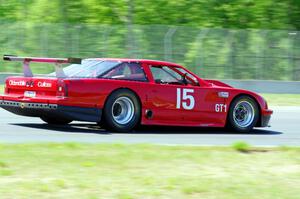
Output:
[{"xmin": 3, "ymin": 55, "xmax": 82, "ymax": 78}]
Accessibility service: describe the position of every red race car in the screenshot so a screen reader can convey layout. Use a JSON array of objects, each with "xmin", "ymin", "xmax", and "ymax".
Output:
[{"xmin": 0, "ymin": 55, "xmax": 272, "ymax": 132}]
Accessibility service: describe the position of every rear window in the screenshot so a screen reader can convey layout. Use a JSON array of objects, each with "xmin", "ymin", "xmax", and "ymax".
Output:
[
  {"xmin": 101, "ymin": 62, "xmax": 147, "ymax": 81},
  {"xmin": 60, "ymin": 60, "xmax": 120, "ymax": 78},
  {"xmin": 48, "ymin": 60, "xmax": 147, "ymax": 82}
]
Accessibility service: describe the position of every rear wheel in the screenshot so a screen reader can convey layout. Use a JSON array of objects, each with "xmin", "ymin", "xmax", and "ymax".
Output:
[
  {"xmin": 40, "ymin": 117, "xmax": 72, "ymax": 125},
  {"xmin": 227, "ymin": 95, "xmax": 259, "ymax": 133},
  {"xmin": 103, "ymin": 89, "xmax": 141, "ymax": 132}
]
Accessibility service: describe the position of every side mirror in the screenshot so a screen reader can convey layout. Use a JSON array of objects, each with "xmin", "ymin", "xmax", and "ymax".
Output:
[{"xmin": 155, "ymin": 79, "xmax": 163, "ymax": 84}]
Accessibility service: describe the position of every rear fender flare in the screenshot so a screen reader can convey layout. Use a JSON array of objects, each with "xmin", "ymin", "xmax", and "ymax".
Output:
[{"xmin": 101, "ymin": 87, "xmax": 142, "ymax": 121}]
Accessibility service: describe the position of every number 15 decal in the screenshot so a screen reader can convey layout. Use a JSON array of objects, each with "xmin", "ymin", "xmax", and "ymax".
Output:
[{"xmin": 176, "ymin": 88, "xmax": 195, "ymax": 110}]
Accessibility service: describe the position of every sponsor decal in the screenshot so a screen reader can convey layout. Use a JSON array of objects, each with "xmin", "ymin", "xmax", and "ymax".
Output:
[
  {"xmin": 26, "ymin": 81, "xmax": 34, "ymax": 87},
  {"xmin": 218, "ymin": 92, "xmax": 229, "ymax": 98},
  {"xmin": 215, "ymin": 104, "xmax": 227, "ymax": 112},
  {"xmin": 37, "ymin": 81, "xmax": 52, "ymax": 88},
  {"xmin": 9, "ymin": 80, "xmax": 26, "ymax": 86}
]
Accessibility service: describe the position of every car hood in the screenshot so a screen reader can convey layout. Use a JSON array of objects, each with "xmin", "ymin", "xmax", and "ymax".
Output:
[{"xmin": 204, "ymin": 79, "xmax": 233, "ymax": 88}]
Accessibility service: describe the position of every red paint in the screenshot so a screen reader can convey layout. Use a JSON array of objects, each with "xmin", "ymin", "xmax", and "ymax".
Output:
[{"xmin": 0, "ymin": 58, "xmax": 273, "ymax": 127}]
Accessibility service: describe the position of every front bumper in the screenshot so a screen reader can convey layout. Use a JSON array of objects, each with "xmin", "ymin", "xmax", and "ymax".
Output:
[
  {"xmin": 259, "ymin": 109, "xmax": 273, "ymax": 127},
  {"xmin": 0, "ymin": 100, "xmax": 102, "ymax": 122}
]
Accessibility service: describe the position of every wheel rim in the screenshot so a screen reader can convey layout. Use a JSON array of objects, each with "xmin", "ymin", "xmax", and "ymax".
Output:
[
  {"xmin": 233, "ymin": 101, "xmax": 255, "ymax": 128},
  {"xmin": 112, "ymin": 96, "xmax": 135, "ymax": 125}
]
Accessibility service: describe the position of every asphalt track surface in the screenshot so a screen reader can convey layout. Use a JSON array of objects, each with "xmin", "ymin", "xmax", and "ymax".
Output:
[{"xmin": 0, "ymin": 107, "xmax": 299, "ymax": 146}]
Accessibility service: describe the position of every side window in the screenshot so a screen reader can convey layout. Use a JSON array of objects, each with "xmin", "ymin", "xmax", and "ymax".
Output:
[
  {"xmin": 150, "ymin": 66, "xmax": 183, "ymax": 85},
  {"xmin": 101, "ymin": 63, "xmax": 147, "ymax": 81},
  {"xmin": 150, "ymin": 66, "xmax": 179, "ymax": 84},
  {"xmin": 150, "ymin": 65, "xmax": 199, "ymax": 86},
  {"xmin": 174, "ymin": 67, "xmax": 199, "ymax": 86}
]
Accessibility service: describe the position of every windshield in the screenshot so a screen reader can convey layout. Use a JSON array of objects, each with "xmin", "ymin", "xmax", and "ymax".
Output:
[{"xmin": 49, "ymin": 60, "xmax": 120, "ymax": 78}]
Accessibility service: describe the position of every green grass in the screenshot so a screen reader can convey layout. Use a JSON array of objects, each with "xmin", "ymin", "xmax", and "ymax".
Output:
[
  {"xmin": 231, "ymin": 141, "xmax": 251, "ymax": 152},
  {"xmin": 0, "ymin": 143, "xmax": 299, "ymax": 199},
  {"xmin": 1, "ymin": 84, "xmax": 300, "ymax": 106}
]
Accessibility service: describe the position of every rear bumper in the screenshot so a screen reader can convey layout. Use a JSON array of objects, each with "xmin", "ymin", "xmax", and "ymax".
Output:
[{"xmin": 0, "ymin": 100, "xmax": 101, "ymax": 122}]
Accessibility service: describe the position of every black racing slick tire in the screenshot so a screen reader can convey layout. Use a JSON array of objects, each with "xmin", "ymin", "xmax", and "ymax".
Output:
[
  {"xmin": 40, "ymin": 117, "xmax": 73, "ymax": 125},
  {"xmin": 227, "ymin": 95, "xmax": 259, "ymax": 133},
  {"xmin": 103, "ymin": 89, "xmax": 141, "ymax": 132}
]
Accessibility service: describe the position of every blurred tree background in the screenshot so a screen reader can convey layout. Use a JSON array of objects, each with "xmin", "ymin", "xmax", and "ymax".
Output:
[
  {"xmin": 1, "ymin": 0, "xmax": 300, "ymax": 29},
  {"xmin": 0, "ymin": 0, "xmax": 300, "ymax": 80}
]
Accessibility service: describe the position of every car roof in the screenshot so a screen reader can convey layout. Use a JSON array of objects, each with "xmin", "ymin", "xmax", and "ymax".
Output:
[{"xmin": 85, "ymin": 58, "xmax": 183, "ymax": 68}]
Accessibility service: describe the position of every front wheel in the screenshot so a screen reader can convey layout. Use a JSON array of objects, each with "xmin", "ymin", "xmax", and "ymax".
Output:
[
  {"xmin": 227, "ymin": 96, "xmax": 259, "ymax": 133},
  {"xmin": 102, "ymin": 89, "xmax": 141, "ymax": 132}
]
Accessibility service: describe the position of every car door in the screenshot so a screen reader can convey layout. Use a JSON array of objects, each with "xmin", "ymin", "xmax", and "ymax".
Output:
[
  {"xmin": 146, "ymin": 64, "xmax": 196, "ymax": 124},
  {"xmin": 146, "ymin": 64, "xmax": 224, "ymax": 126}
]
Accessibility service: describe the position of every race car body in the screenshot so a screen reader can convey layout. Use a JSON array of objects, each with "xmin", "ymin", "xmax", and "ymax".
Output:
[{"xmin": 0, "ymin": 55, "xmax": 273, "ymax": 132}]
